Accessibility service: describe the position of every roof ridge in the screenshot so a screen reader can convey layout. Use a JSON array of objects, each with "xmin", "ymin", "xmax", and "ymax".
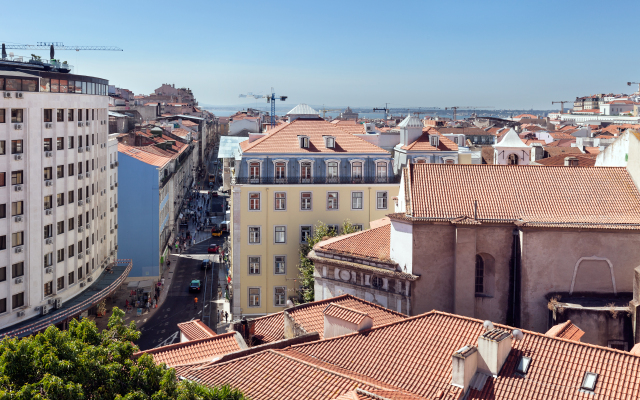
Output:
[
  {"xmin": 324, "ymin": 302, "xmax": 370, "ymax": 317},
  {"xmin": 240, "ymin": 121, "xmax": 292, "ymax": 152},
  {"xmin": 135, "ymin": 331, "xmax": 237, "ymax": 356},
  {"xmin": 315, "ymin": 224, "xmax": 389, "ymax": 251}
]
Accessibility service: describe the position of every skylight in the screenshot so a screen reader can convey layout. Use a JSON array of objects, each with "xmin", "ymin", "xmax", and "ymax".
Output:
[
  {"xmin": 581, "ymin": 372, "xmax": 598, "ymax": 392},
  {"xmin": 515, "ymin": 356, "xmax": 531, "ymax": 375}
]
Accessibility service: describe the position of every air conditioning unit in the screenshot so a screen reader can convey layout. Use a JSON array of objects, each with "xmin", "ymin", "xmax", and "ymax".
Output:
[
  {"xmin": 14, "ymin": 277, "xmax": 23, "ymax": 284},
  {"xmin": 86, "ymin": 223, "xmax": 90, "ymax": 229},
  {"xmin": 85, "ymin": 146, "xmax": 90, "ymax": 152},
  {"xmin": 16, "ymin": 92, "xmax": 23, "ymax": 99},
  {"xmin": 110, "ymin": 250, "xmax": 115, "ymax": 255},
  {"xmin": 17, "ymin": 311, "xmax": 25, "ymax": 317},
  {"xmin": 45, "ymin": 151, "xmax": 52, "ymax": 157},
  {"xmin": 78, "ymin": 253, "xmax": 83, "ymax": 259},
  {"xmin": 78, "ymin": 147, "xmax": 84, "ymax": 153},
  {"xmin": 115, "ymin": 244, "xmax": 118, "ymax": 250},
  {"xmin": 78, "ymin": 227, "xmax": 84, "ymax": 232},
  {"xmin": 87, "ymin": 277, "xmax": 93, "ymax": 282},
  {"xmin": 110, "ymin": 185, "xmax": 114, "ymax": 190},
  {"xmin": 100, "ymin": 237, "xmax": 103, "ymax": 242},
  {"xmin": 115, "ymin": 223, "xmax": 118, "ymax": 229},
  {"xmin": 86, "ymin": 249, "xmax": 90, "ymax": 255},
  {"xmin": 85, "ymin": 172, "xmax": 90, "ymax": 178},
  {"xmin": 14, "ymin": 246, "xmax": 23, "ymax": 254},
  {"xmin": 86, "ymin": 122, "xmax": 90, "ymax": 127},
  {"xmin": 110, "ymin": 228, "xmax": 114, "ymax": 234},
  {"xmin": 110, "ymin": 207, "xmax": 114, "ymax": 212},
  {"xmin": 14, "ymin": 215, "xmax": 22, "ymax": 222},
  {"xmin": 86, "ymin": 198, "xmax": 90, "ymax": 203},
  {"xmin": 45, "ymin": 209, "xmax": 52, "ymax": 215},
  {"xmin": 115, "ymin": 161, "xmax": 119, "ymax": 167},
  {"xmin": 100, "ymin": 215, "xmax": 103, "ymax": 220},
  {"xmin": 14, "ymin": 184, "xmax": 22, "ymax": 192},
  {"xmin": 115, "ymin": 183, "xmax": 118, "ymax": 188},
  {"xmin": 78, "ymin": 200, "xmax": 84, "ymax": 206},
  {"xmin": 3, "ymin": 92, "xmax": 10, "ymax": 98},
  {"xmin": 78, "ymin": 174, "xmax": 83, "ymax": 180},
  {"xmin": 47, "ymin": 298, "xmax": 55, "ymax": 305},
  {"xmin": 14, "ymin": 123, "xmax": 22, "ymax": 130},
  {"xmin": 78, "ymin": 122, "xmax": 83, "ymax": 127},
  {"xmin": 110, "ymin": 163, "xmax": 114, "ymax": 169},
  {"xmin": 45, "ymin": 123, "xmax": 52, "ymax": 129},
  {"xmin": 55, "ymin": 298, "xmax": 62, "ymax": 309},
  {"xmin": 45, "ymin": 180, "xmax": 52, "ymax": 187},
  {"xmin": 14, "ymin": 154, "xmax": 22, "ymax": 160},
  {"xmin": 45, "ymin": 267, "xmax": 53, "ymax": 274},
  {"xmin": 41, "ymin": 305, "xmax": 49, "ymax": 315},
  {"xmin": 80, "ymin": 282, "xmax": 86, "ymax": 288},
  {"xmin": 45, "ymin": 238, "xmax": 52, "ymax": 244}
]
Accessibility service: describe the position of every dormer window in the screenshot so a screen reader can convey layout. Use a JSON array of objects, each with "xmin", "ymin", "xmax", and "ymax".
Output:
[
  {"xmin": 430, "ymin": 135, "xmax": 440, "ymax": 147},
  {"xmin": 581, "ymin": 372, "xmax": 598, "ymax": 392},
  {"xmin": 324, "ymin": 136, "xmax": 335, "ymax": 149},
  {"xmin": 299, "ymin": 136, "xmax": 310, "ymax": 149}
]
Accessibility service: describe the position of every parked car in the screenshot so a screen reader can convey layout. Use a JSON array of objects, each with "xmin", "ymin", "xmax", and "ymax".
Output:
[
  {"xmin": 208, "ymin": 244, "xmax": 220, "ymax": 253},
  {"xmin": 201, "ymin": 259, "xmax": 211, "ymax": 269},
  {"xmin": 189, "ymin": 279, "xmax": 201, "ymax": 292}
]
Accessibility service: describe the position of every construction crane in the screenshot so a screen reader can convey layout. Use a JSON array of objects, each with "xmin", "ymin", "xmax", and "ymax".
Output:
[
  {"xmin": 318, "ymin": 105, "xmax": 342, "ymax": 119},
  {"xmin": 627, "ymin": 82, "xmax": 640, "ymax": 94},
  {"xmin": 373, "ymin": 103, "xmax": 391, "ymax": 121},
  {"xmin": 445, "ymin": 106, "xmax": 494, "ymax": 121},
  {"xmin": 239, "ymin": 88, "xmax": 287, "ymax": 128},
  {"xmin": 551, "ymin": 101, "xmax": 569, "ymax": 114},
  {"xmin": 2, "ymin": 42, "xmax": 123, "ymax": 52}
]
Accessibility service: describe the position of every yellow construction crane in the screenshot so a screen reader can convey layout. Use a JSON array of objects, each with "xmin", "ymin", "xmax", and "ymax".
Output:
[
  {"xmin": 445, "ymin": 106, "xmax": 494, "ymax": 121},
  {"xmin": 318, "ymin": 105, "xmax": 342, "ymax": 119},
  {"xmin": 551, "ymin": 101, "xmax": 569, "ymax": 114}
]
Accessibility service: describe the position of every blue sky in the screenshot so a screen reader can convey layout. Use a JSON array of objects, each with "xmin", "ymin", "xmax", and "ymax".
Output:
[{"xmin": 2, "ymin": 0, "xmax": 639, "ymax": 109}]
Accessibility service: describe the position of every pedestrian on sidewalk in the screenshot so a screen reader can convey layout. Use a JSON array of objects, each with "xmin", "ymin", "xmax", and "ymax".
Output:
[
  {"xmin": 145, "ymin": 300, "xmax": 151, "ymax": 313},
  {"xmin": 194, "ymin": 296, "xmax": 198, "ymax": 309},
  {"xmin": 225, "ymin": 311, "xmax": 228, "ymax": 323}
]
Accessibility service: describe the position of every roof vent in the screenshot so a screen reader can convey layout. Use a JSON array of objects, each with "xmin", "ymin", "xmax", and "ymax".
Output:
[{"xmin": 512, "ymin": 329, "xmax": 524, "ymax": 341}]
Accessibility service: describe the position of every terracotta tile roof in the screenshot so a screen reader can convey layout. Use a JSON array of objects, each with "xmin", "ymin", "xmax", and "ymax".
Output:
[
  {"xmin": 630, "ymin": 343, "xmax": 640, "ymax": 356},
  {"xmin": 323, "ymin": 303, "xmax": 370, "ymax": 325},
  {"xmin": 315, "ymin": 224, "xmax": 391, "ymax": 262},
  {"xmin": 135, "ymin": 332, "xmax": 242, "ymax": 368},
  {"xmin": 177, "ymin": 319, "xmax": 217, "ymax": 341},
  {"xmin": 241, "ymin": 119, "xmax": 388, "ymax": 154},
  {"xmin": 523, "ymin": 139, "xmax": 546, "ymax": 145},
  {"xmin": 290, "ymin": 310, "xmax": 640, "ymax": 400},
  {"xmin": 182, "ymin": 120, "xmax": 198, "ymax": 127},
  {"xmin": 584, "ymin": 147, "xmax": 601, "ymax": 155},
  {"xmin": 574, "ymin": 109, "xmax": 600, "ymax": 113},
  {"xmin": 535, "ymin": 154, "xmax": 596, "ymax": 167},
  {"xmin": 548, "ymin": 130, "xmax": 576, "ymax": 140},
  {"xmin": 171, "ymin": 128, "xmax": 190, "ymax": 138},
  {"xmin": 118, "ymin": 143, "xmax": 172, "ymax": 168},
  {"xmin": 404, "ymin": 163, "xmax": 640, "ymax": 228},
  {"xmin": 333, "ymin": 389, "xmax": 426, "ymax": 400},
  {"xmin": 545, "ymin": 320, "xmax": 585, "ymax": 341},
  {"xmin": 543, "ymin": 146, "xmax": 583, "ymax": 157},
  {"xmin": 253, "ymin": 295, "xmax": 406, "ymax": 343},
  {"xmin": 401, "ymin": 128, "xmax": 458, "ymax": 151},
  {"xmin": 545, "ymin": 138, "xmax": 575, "ymax": 147},
  {"xmin": 437, "ymin": 126, "xmax": 488, "ymax": 136},
  {"xmin": 480, "ymin": 146, "xmax": 494, "ymax": 164},
  {"xmin": 514, "ymin": 113, "xmax": 538, "ymax": 119}
]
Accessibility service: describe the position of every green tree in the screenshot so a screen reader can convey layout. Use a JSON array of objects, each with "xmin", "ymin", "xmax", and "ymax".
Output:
[
  {"xmin": 298, "ymin": 219, "xmax": 359, "ymax": 303},
  {"xmin": 0, "ymin": 307, "xmax": 248, "ymax": 400}
]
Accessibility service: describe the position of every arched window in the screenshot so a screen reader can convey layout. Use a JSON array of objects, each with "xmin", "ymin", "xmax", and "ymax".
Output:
[
  {"xmin": 508, "ymin": 153, "xmax": 519, "ymax": 165},
  {"xmin": 475, "ymin": 254, "xmax": 484, "ymax": 294}
]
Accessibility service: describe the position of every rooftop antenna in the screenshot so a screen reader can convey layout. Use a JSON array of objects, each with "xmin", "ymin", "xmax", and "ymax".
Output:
[
  {"xmin": 1, "ymin": 43, "xmax": 6, "ymax": 59},
  {"xmin": 50, "ymin": 44, "xmax": 54, "ymax": 60}
]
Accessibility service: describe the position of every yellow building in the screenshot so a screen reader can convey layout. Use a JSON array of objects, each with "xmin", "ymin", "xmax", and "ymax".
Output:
[{"xmin": 230, "ymin": 116, "xmax": 399, "ymax": 317}]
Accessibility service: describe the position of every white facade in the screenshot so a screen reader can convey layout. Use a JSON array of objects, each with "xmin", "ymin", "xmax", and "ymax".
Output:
[
  {"xmin": 492, "ymin": 129, "xmax": 531, "ymax": 165},
  {"xmin": 0, "ymin": 81, "xmax": 118, "ymax": 329}
]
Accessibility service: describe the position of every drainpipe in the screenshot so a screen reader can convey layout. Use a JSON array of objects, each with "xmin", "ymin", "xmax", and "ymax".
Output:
[{"xmin": 507, "ymin": 228, "xmax": 521, "ymax": 327}]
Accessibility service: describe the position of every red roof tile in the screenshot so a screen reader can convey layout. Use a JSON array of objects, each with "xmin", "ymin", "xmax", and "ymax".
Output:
[
  {"xmin": 543, "ymin": 146, "xmax": 583, "ymax": 157},
  {"xmin": 323, "ymin": 303, "xmax": 370, "ymax": 325},
  {"xmin": 404, "ymin": 163, "xmax": 640, "ymax": 228},
  {"xmin": 135, "ymin": 332, "xmax": 243, "ymax": 368},
  {"xmin": 536, "ymin": 154, "xmax": 596, "ymax": 167},
  {"xmin": 316, "ymin": 224, "xmax": 391, "ymax": 262},
  {"xmin": 241, "ymin": 119, "xmax": 388, "ymax": 154},
  {"xmin": 177, "ymin": 319, "xmax": 217, "ymax": 341},
  {"xmin": 545, "ymin": 320, "xmax": 585, "ymax": 341},
  {"xmin": 401, "ymin": 128, "xmax": 458, "ymax": 151},
  {"xmin": 252, "ymin": 312, "xmax": 285, "ymax": 342},
  {"xmin": 118, "ymin": 143, "xmax": 172, "ymax": 168}
]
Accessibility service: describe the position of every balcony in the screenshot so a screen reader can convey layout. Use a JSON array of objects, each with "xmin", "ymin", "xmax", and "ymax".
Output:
[{"xmin": 233, "ymin": 175, "xmax": 400, "ymax": 185}]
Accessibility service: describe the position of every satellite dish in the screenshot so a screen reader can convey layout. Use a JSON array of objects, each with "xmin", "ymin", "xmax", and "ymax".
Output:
[
  {"xmin": 512, "ymin": 329, "xmax": 524, "ymax": 341},
  {"xmin": 483, "ymin": 320, "xmax": 495, "ymax": 331},
  {"xmin": 9, "ymin": 52, "xmax": 14, "ymax": 59}
]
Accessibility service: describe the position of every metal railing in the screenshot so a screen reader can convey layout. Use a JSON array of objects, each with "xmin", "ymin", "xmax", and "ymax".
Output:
[{"xmin": 233, "ymin": 175, "xmax": 401, "ymax": 185}]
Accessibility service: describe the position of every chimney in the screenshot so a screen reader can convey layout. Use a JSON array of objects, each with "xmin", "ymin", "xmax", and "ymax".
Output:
[
  {"xmin": 451, "ymin": 345, "xmax": 478, "ymax": 392},
  {"xmin": 477, "ymin": 329, "xmax": 512, "ymax": 376}
]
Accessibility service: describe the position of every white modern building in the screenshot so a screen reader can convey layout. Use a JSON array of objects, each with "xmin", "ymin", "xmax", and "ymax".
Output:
[{"xmin": 0, "ymin": 60, "xmax": 119, "ymax": 332}]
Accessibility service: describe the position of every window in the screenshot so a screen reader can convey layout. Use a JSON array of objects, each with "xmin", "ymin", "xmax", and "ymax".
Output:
[
  {"xmin": 301, "ymin": 192, "xmax": 312, "ymax": 210},
  {"xmin": 68, "ymin": 163, "xmax": 74, "ymax": 176},
  {"xmin": 44, "ymin": 224, "xmax": 52, "ymax": 238},
  {"xmin": 44, "ymin": 109, "xmax": 53, "ymax": 123},
  {"xmin": 51, "ymin": 79, "xmax": 59, "ymax": 92},
  {"xmin": 0, "ymin": 267, "xmax": 5, "ymax": 282},
  {"xmin": 78, "ymin": 108, "xmax": 83, "ymax": 121},
  {"xmin": 352, "ymin": 192, "xmax": 363, "ymax": 209},
  {"xmin": 78, "ymin": 266, "xmax": 83, "ymax": 280},
  {"xmin": 0, "ymin": 173, "xmax": 4, "ymax": 187},
  {"xmin": 515, "ymin": 356, "xmax": 532, "ymax": 375},
  {"xmin": 249, "ymin": 193, "xmax": 260, "ymax": 211},
  {"xmin": 354, "ymin": 224, "xmax": 363, "ymax": 231},
  {"xmin": 11, "ymin": 140, "xmax": 23, "ymax": 154},
  {"xmin": 44, "ymin": 195, "xmax": 52, "ymax": 210},
  {"xmin": 11, "ymin": 201, "xmax": 23, "ymax": 216},
  {"xmin": 0, "ymin": 298, "xmax": 5, "ymax": 314},
  {"xmin": 78, "ymin": 136, "xmax": 83, "ymax": 148},
  {"xmin": 44, "ymin": 138, "xmax": 53, "ymax": 152},
  {"xmin": 78, "ymin": 162, "xmax": 82, "ymax": 174},
  {"xmin": 0, "ymin": 140, "xmax": 4, "ymax": 154},
  {"xmin": 275, "ymin": 226, "xmax": 286, "ymax": 243},
  {"xmin": 274, "ymin": 162, "xmax": 287, "ymax": 182},
  {"xmin": 57, "ymin": 193, "xmax": 65, "ymax": 207},
  {"xmin": 68, "ymin": 244, "xmax": 75, "ymax": 257},
  {"xmin": 352, "ymin": 162, "xmax": 363, "ymax": 182},
  {"xmin": 0, "ymin": 204, "xmax": 4, "ymax": 219},
  {"xmin": 68, "ymin": 191, "xmax": 74, "ymax": 203},
  {"xmin": 581, "ymin": 372, "xmax": 598, "ymax": 392},
  {"xmin": 275, "ymin": 287, "xmax": 286, "ymax": 306},
  {"xmin": 327, "ymin": 225, "xmax": 339, "ymax": 235},
  {"xmin": 78, "ymin": 240, "xmax": 83, "ymax": 253},
  {"xmin": 68, "ymin": 136, "xmax": 74, "ymax": 149},
  {"xmin": 68, "ymin": 217, "xmax": 74, "ymax": 231},
  {"xmin": 377, "ymin": 191, "xmax": 388, "ymax": 209},
  {"xmin": 325, "ymin": 136, "xmax": 335, "ymax": 148},
  {"xmin": 299, "ymin": 136, "xmax": 309, "ymax": 148},
  {"xmin": 44, "ymin": 167, "xmax": 53, "ymax": 181},
  {"xmin": 327, "ymin": 192, "xmax": 339, "ymax": 210},
  {"xmin": 12, "ymin": 292, "xmax": 24, "ymax": 309},
  {"xmin": 376, "ymin": 162, "xmax": 387, "ymax": 182},
  {"xmin": 300, "ymin": 162, "xmax": 312, "ymax": 183},
  {"xmin": 57, "ymin": 221, "xmax": 64, "ymax": 235},
  {"xmin": 274, "ymin": 192, "xmax": 286, "ymax": 210},
  {"xmin": 475, "ymin": 255, "xmax": 484, "ymax": 294},
  {"xmin": 508, "ymin": 153, "xmax": 519, "ymax": 165},
  {"xmin": 68, "ymin": 109, "xmax": 74, "ymax": 122},
  {"xmin": 249, "ymin": 162, "xmax": 260, "ymax": 182},
  {"xmin": 275, "ymin": 256, "xmax": 286, "ymax": 274},
  {"xmin": 44, "ymin": 281, "xmax": 53, "ymax": 297},
  {"xmin": 11, "ymin": 109, "xmax": 23, "ymax": 123},
  {"xmin": 0, "ymin": 109, "xmax": 4, "ymax": 123},
  {"xmin": 11, "ymin": 232, "xmax": 23, "ymax": 247},
  {"xmin": 249, "ymin": 288, "xmax": 261, "ymax": 307},
  {"xmin": 68, "ymin": 271, "xmax": 75, "ymax": 285},
  {"xmin": 12, "ymin": 170, "xmax": 23, "ymax": 185},
  {"xmin": 249, "ymin": 227, "xmax": 261, "ymax": 244},
  {"xmin": 57, "ymin": 109, "xmax": 64, "ymax": 122},
  {"xmin": 327, "ymin": 161, "xmax": 338, "ymax": 182},
  {"xmin": 11, "ymin": 262, "xmax": 24, "ymax": 279},
  {"xmin": 372, "ymin": 276, "xmax": 383, "ymax": 288},
  {"xmin": 57, "ymin": 165, "xmax": 64, "ymax": 178},
  {"xmin": 55, "ymin": 275, "xmax": 65, "ymax": 291},
  {"xmin": 86, "ymin": 109, "xmax": 89, "ymax": 121},
  {"xmin": 301, "ymin": 226, "xmax": 311, "ymax": 243},
  {"xmin": 249, "ymin": 257, "xmax": 260, "ymax": 274},
  {"xmin": 0, "ymin": 236, "xmax": 5, "ymax": 250}
]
